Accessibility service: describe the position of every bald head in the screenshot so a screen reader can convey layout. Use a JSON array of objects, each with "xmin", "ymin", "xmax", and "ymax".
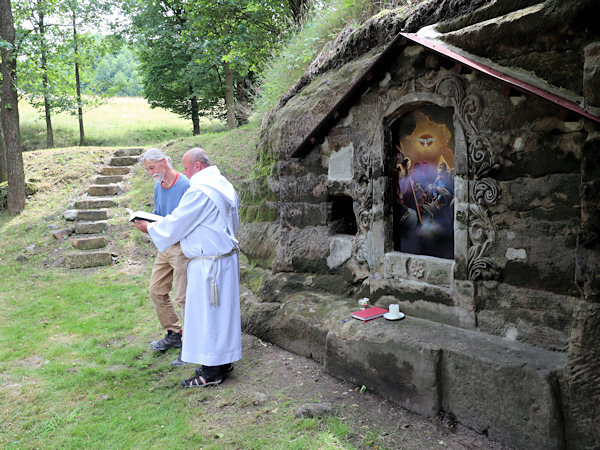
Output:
[{"xmin": 182, "ymin": 147, "xmax": 211, "ymax": 178}]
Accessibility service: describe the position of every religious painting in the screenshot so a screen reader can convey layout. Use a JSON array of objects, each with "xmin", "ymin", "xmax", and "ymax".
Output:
[{"xmin": 392, "ymin": 105, "xmax": 455, "ymax": 259}]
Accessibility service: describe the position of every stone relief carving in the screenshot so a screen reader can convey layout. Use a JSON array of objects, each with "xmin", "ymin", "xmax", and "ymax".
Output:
[
  {"xmin": 467, "ymin": 204, "xmax": 499, "ymax": 280},
  {"xmin": 353, "ymin": 142, "xmax": 375, "ymax": 264},
  {"xmin": 362, "ymin": 70, "xmax": 501, "ymax": 279}
]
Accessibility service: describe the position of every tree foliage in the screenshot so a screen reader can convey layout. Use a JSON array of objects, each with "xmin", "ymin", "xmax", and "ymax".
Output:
[{"xmin": 129, "ymin": 0, "xmax": 297, "ymax": 131}]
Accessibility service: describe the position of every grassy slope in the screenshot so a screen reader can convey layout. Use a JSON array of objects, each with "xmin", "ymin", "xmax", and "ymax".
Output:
[
  {"xmin": 0, "ymin": 3, "xmax": 377, "ymax": 446},
  {"xmin": 0, "ymin": 122, "xmax": 354, "ymax": 447}
]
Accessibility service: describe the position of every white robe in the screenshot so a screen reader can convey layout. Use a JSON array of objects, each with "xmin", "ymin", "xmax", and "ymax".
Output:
[{"xmin": 148, "ymin": 166, "xmax": 241, "ymax": 366}]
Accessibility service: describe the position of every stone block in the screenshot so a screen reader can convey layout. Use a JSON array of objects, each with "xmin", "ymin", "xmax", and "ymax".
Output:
[
  {"xmin": 109, "ymin": 156, "xmax": 139, "ymax": 166},
  {"xmin": 71, "ymin": 235, "xmax": 107, "ymax": 250},
  {"xmin": 94, "ymin": 175, "xmax": 123, "ymax": 185},
  {"xmin": 240, "ymin": 286, "xmax": 281, "ymax": 339},
  {"xmin": 102, "ymin": 166, "xmax": 130, "ymax": 176},
  {"xmin": 267, "ymin": 291, "xmax": 348, "ymax": 364},
  {"xmin": 51, "ymin": 228, "xmax": 74, "ymax": 240},
  {"xmin": 384, "ymin": 252, "xmax": 453, "ymax": 287},
  {"xmin": 325, "ymin": 318, "xmax": 441, "ymax": 417},
  {"xmin": 88, "ymin": 184, "xmax": 122, "ymax": 197},
  {"xmin": 75, "ymin": 221, "xmax": 107, "ymax": 234},
  {"xmin": 73, "ymin": 197, "xmax": 116, "ymax": 209},
  {"xmin": 114, "ymin": 147, "xmax": 144, "ymax": 157},
  {"xmin": 326, "ymin": 235, "xmax": 353, "ymax": 270},
  {"xmin": 64, "ymin": 250, "xmax": 112, "ymax": 268},
  {"xmin": 437, "ymin": 326, "xmax": 566, "ymax": 450},
  {"xmin": 238, "ymin": 222, "xmax": 280, "ymax": 268},
  {"xmin": 77, "ymin": 209, "xmax": 109, "ymax": 221}
]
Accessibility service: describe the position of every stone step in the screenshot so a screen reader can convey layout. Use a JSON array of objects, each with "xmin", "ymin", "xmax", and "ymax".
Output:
[
  {"xmin": 241, "ymin": 287, "xmax": 567, "ymax": 450},
  {"xmin": 65, "ymin": 250, "xmax": 112, "ymax": 268},
  {"xmin": 77, "ymin": 209, "xmax": 109, "ymax": 221},
  {"xmin": 114, "ymin": 147, "xmax": 144, "ymax": 157},
  {"xmin": 73, "ymin": 197, "xmax": 116, "ymax": 209},
  {"xmin": 102, "ymin": 166, "xmax": 130, "ymax": 176},
  {"xmin": 71, "ymin": 235, "xmax": 108, "ymax": 250},
  {"xmin": 75, "ymin": 220, "xmax": 107, "ymax": 234},
  {"xmin": 110, "ymin": 156, "xmax": 139, "ymax": 167},
  {"xmin": 94, "ymin": 175, "xmax": 124, "ymax": 185},
  {"xmin": 88, "ymin": 184, "xmax": 122, "ymax": 197}
]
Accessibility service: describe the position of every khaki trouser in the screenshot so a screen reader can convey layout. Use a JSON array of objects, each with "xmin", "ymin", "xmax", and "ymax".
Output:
[{"xmin": 149, "ymin": 242, "xmax": 190, "ymax": 333}]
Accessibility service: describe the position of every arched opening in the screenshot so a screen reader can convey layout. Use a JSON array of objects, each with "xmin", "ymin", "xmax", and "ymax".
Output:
[
  {"xmin": 329, "ymin": 195, "xmax": 357, "ymax": 235},
  {"xmin": 391, "ymin": 105, "xmax": 455, "ymax": 259}
]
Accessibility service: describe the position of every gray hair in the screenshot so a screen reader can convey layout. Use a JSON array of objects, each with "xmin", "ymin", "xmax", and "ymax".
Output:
[
  {"xmin": 187, "ymin": 147, "xmax": 211, "ymax": 167},
  {"xmin": 142, "ymin": 147, "xmax": 172, "ymax": 168}
]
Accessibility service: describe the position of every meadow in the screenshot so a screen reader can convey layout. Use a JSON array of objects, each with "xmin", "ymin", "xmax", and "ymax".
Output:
[
  {"xmin": 18, "ymin": 97, "xmax": 226, "ymax": 151},
  {"xmin": 0, "ymin": 119, "xmax": 358, "ymax": 448}
]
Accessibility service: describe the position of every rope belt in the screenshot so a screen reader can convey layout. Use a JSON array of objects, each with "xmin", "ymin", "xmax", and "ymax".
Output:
[{"xmin": 192, "ymin": 247, "xmax": 239, "ymax": 306}]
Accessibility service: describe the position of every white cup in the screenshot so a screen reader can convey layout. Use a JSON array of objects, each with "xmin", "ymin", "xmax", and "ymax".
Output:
[{"xmin": 388, "ymin": 304, "xmax": 400, "ymax": 318}]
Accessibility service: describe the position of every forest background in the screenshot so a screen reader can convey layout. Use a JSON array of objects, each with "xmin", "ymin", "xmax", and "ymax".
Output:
[{"xmin": 0, "ymin": 0, "xmax": 398, "ymax": 215}]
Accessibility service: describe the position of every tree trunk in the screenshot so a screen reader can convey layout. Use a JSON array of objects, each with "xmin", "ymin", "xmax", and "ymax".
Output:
[
  {"xmin": 0, "ymin": 0, "xmax": 25, "ymax": 214},
  {"xmin": 72, "ymin": 11, "xmax": 85, "ymax": 146},
  {"xmin": 224, "ymin": 61, "xmax": 236, "ymax": 130},
  {"xmin": 39, "ymin": 7, "xmax": 54, "ymax": 148},
  {"xmin": 189, "ymin": 85, "xmax": 199, "ymax": 136},
  {"xmin": 0, "ymin": 121, "xmax": 7, "ymax": 182},
  {"xmin": 236, "ymin": 79, "xmax": 249, "ymax": 125}
]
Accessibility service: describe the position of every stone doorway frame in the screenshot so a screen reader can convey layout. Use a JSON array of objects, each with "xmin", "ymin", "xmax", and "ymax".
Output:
[{"xmin": 361, "ymin": 71, "xmax": 501, "ymax": 328}]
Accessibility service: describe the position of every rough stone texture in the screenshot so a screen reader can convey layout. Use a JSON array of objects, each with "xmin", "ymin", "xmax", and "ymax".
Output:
[
  {"xmin": 73, "ymin": 197, "xmax": 116, "ymax": 209},
  {"xmin": 240, "ymin": 289, "xmax": 566, "ymax": 448},
  {"xmin": 88, "ymin": 184, "xmax": 122, "ymax": 197},
  {"xmin": 584, "ymin": 42, "xmax": 600, "ymax": 110},
  {"xmin": 244, "ymin": 1, "xmax": 600, "ymax": 447},
  {"xmin": 114, "ymin": 147, "xmax": 144, "ymax": 157},
  {"xmin": 76, "ymin": 209, "xmax": 109, "ymax": 221},
  {"xmin": 64, "ymin": 250, "xmax": 112, "ymax": 268},
  {"xmin": 109, "ymin": 156, "xmax": 139, "ymax": 167},
  {"xmin": 75, "ymin": 221, "xmax": 107, "ymax": 234},
  {"xmin": 51, "ymin": 228, "xmax": 74, "ymax": 240},
  {"xmin": 71, "ymin": 235, "xmax": 108, "ymax": 250},
  {"xmin": 102, "ymin": 166, "xmax": 130, "ymax": 176},
  {"xmin": 62, "ymin": 210, "xmax": 78, "ymax": 221},
  {"xmin": 237, "ymin": 222, "xmax": 280, "ymax": 269},
  {"xmin": 294, "ymin": 403, "xmax": 333, "ymax": 419},
  {"xmin": 326, "ymin": 235, "xmax": 353, "ymax": 270},
  {"xmin": 94, "ymin": 175, "xmax": 123, "ymax": 185},
  {"xmin": 562, "ymin": 302, "xmax": 600, "ymax": 449}
]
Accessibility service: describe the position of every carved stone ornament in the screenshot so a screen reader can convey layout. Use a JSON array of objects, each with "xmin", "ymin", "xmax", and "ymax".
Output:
[
  {"xmin": 467, "ymin": 204, "xmax": 499, "ymax": 280},
  {"xmin": 356, "ymin": 71, "xmax": 501, "ymax": 278}
]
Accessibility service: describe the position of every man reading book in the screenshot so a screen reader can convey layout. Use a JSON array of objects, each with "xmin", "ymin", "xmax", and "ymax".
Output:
[{"xmin": 139, "ymin": 148, "xmax": 190, "ymax": 366}]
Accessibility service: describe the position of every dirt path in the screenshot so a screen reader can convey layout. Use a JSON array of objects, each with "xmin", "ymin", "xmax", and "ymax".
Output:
[{"xmin": 205, "ymin": 333, "xmax": 508, "ymax": 449}]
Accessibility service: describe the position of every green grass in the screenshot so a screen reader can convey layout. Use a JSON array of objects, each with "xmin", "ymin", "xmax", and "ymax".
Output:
[
  {"xmin": 0, "ymin": 117, "xmax": 355, "ymax": 448},
  {"xmin": 253, "ymin": 0, "xmax": 373, "ymax": 121},
  {"xmin": 19, "ymin": 97, "xmax": 226, "ymax": 151}
]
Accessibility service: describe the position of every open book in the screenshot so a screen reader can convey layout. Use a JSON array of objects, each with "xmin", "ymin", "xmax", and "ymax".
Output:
[{"xmin": 126, "ymin": 208, "xmax": 162, "ymax": 223}]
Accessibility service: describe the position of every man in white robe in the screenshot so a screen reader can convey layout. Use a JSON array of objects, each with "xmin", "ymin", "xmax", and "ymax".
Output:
[{"xmin": 133, "ymin": 147, "xmax": 242, "ymax": 387}]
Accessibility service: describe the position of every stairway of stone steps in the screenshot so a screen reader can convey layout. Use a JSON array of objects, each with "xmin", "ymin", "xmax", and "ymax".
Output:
[{"xmin": 64, "ymin": 147, "xmax": 144, "ymax": 269}]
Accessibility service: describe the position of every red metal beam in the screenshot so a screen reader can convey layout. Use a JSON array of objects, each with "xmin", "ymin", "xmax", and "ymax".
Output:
[
  {"xmin": 290, "ymin": 31, "xmax": 599, "ymax": 158},
  {"xmin": 402, "ymin": 32, "xmax": 600, "ymax": 124}
]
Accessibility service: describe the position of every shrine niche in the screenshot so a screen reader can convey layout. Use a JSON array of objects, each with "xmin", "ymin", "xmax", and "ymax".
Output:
[{"xmin": 391, "ymin": 105, "xmax": 455, "ymax": 259}]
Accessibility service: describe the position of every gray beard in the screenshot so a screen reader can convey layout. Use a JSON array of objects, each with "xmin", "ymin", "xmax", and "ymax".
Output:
[{"xmin": 153, "ymin": 173, "xmax": 164, "ymax": 184}]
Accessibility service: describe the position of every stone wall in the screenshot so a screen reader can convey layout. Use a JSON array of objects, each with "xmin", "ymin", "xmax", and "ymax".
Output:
[{"xmin": 237, "ymin": 1, "xmax": 600, "ymax": 446}]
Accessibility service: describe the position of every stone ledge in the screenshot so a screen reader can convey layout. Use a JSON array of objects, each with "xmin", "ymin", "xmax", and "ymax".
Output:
[
  {"xmin": 77, "ymin": 209, "xmax": 109, "ymax": 221},
  {"xmin": 88, "ymin": 184, "xmax": 123, "ymax": 197},
  {"xmin": 64, "ymin": 250, "xmax": 112, "ymax": 268},
  {"xmin": 110, "ymin": 156, "xmax": 139, "ymax": 167},
  {"xmin": 73, "ymin": 197, "xmax": 116, "ymax": 209},
  {"xmin": 102, "ymin": 166, "xmax": 130, "ymax": 176},
  {"xmin": 241, "ymin": 286, "xmax": 566, "ymax": 450}
]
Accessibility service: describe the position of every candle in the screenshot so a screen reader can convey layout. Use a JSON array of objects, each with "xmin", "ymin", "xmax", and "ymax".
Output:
[{"xmin": 389, "ymin": 304, "xmax": 400, "ymax": 317}]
